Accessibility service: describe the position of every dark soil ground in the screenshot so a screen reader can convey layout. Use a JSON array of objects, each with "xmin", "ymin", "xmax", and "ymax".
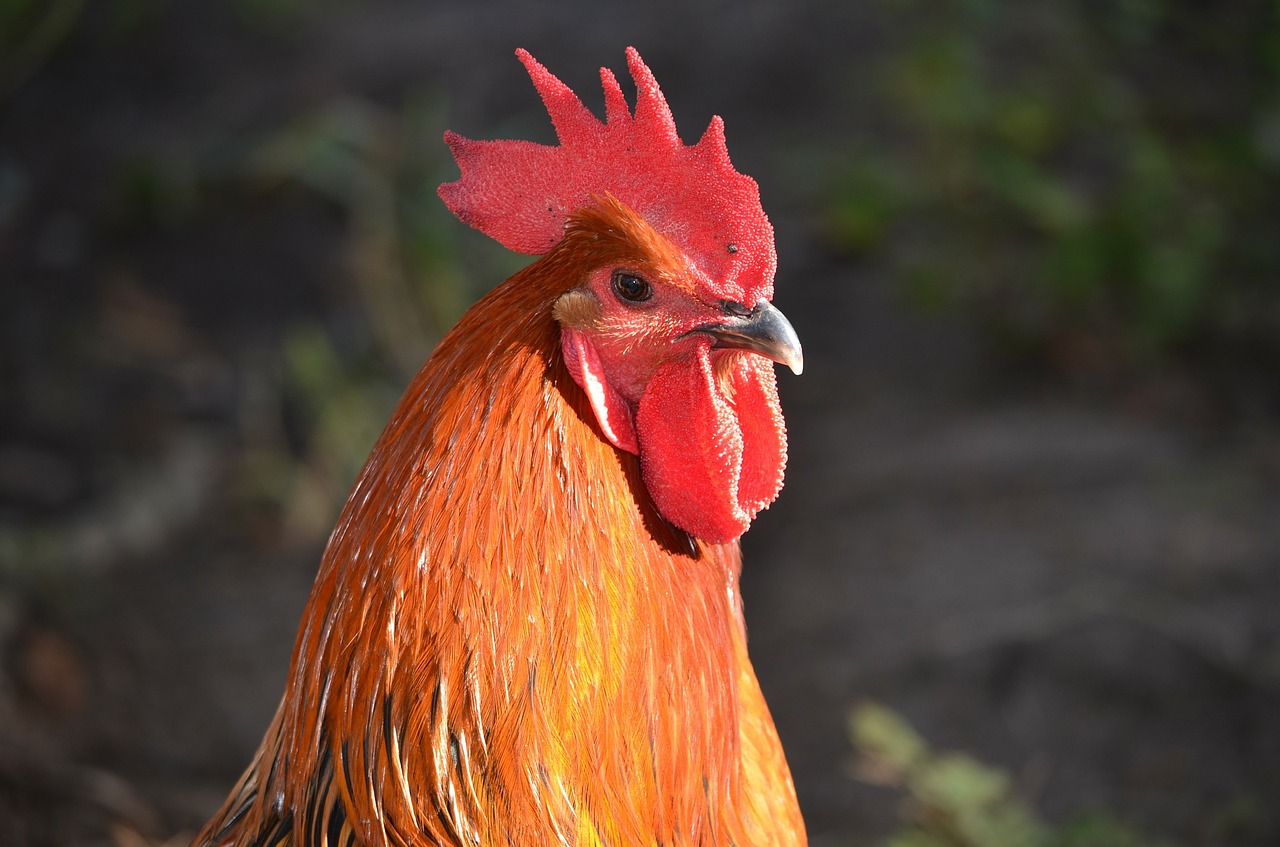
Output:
[{"xmin": 2, "ymin": 3, "xmax": 1279, "ymax": 846}]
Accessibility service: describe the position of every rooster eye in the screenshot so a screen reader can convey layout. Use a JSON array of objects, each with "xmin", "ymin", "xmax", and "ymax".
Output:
[{"xmin": 611, "ymin": 271, "xmax": 652, "ymax": 303}]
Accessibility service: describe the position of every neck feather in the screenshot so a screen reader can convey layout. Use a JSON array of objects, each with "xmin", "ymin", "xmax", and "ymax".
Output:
[{"xmin": 220, "ymin": 259, "xmax": 753, "ymax": 847}]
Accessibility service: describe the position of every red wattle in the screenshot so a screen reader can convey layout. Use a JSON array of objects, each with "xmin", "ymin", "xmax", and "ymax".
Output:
[{"xmin": 635, "ymin": 347, "xmax": 787, "ymax": 543}]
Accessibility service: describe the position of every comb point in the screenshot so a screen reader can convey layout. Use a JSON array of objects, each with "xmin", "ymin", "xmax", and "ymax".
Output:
[
  {"xmin": 600, "ymin": 66, "xmax": 629, "ymax": 126},
  {"xmin": 626, "ymin": 47, "xmax": 679, "ymax": 144}
]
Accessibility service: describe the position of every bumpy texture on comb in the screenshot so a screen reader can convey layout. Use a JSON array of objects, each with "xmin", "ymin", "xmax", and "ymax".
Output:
[{"xmin": 438, "ymin": 48, "xmax": 776, "ymax": 305}]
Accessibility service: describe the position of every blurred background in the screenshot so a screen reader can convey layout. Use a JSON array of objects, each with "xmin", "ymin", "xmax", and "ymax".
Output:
[{"xmin": 2, "ymin": 1, "xmax": 1279, "ymax": 845}]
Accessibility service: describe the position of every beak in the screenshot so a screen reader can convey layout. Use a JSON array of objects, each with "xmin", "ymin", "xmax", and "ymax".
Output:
[{"xmin": 696, "ymin": 300, "xmax": 804, "ymax": 375}]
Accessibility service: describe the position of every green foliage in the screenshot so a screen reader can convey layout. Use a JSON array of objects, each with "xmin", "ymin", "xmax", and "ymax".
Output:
[
  {"xmin": 849, "ymin": 702, "xmax": 1165, "ymax": 847},
  {"xmin": 827, "ymin": 0, "xmax": 1280, "ymax": 370},
  {"xmin": 850, "ymin": 699, "xmax": 929, "ymax": 772}
]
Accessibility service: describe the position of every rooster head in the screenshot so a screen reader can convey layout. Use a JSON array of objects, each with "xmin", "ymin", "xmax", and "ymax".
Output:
[{"xmin": 438, "ymin": 48, "xmax": 801, "ymax": 544}]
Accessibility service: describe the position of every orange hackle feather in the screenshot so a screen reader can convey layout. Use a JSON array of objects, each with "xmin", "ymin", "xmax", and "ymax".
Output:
[{"xmin": 193, "ymin": 202, "xmax": 805, "ymax": 847}]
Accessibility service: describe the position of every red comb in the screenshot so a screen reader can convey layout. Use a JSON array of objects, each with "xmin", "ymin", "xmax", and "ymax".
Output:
[{"xmin": 438, "ymin": 47, "xmax": 776, "ymax": 305}]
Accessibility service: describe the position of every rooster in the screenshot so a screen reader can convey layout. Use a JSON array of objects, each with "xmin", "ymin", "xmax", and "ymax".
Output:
[{"xmin": 194, "ymin": 47, "xmax": 805, "ymax": 847}]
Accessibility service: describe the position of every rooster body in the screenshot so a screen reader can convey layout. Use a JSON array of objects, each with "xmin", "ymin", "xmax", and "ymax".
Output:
[{"xmin": 196, "ymin": 49, "xmax": 805, "ymax": 847}]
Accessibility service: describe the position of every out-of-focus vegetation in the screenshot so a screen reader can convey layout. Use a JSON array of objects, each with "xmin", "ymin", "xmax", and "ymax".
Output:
[
  {"xmin": 0, "ymin": 0, "xmax": 85, "ymax": 99},
  {"xmin": 829, "ymin": 0, "xmax": 1280, "ymax": 376},
  {"xmin": 187, "ymin": 94, "xmax": 522, "ymax": 538},
  {"xmin": 0, "ymin": 0, "xmax": 337, "ymax": 100},
  {"xmin": 850, "ymin": 702, "xmax": 1169, "ymax": 847},
  {"xmin": 4, "ymin": 70, "xmax": 514, "ymax": 563},
  {"xmin": 233, "ymin": 98, "xmax": 488, "ymax": 537}
]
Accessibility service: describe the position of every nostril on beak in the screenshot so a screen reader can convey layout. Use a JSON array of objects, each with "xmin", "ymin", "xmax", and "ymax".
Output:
[{"xmin": 719, "ymin": 299, "xmax": 754, "ymax": 318}]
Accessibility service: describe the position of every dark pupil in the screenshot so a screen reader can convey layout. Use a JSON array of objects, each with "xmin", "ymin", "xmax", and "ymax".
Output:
[{"xmin": 613, "ymin": 272, "xmax": 651, "ymax": 302}]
